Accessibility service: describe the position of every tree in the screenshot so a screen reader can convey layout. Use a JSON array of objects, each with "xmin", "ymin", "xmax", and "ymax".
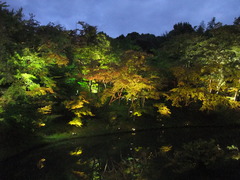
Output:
[
  {"xmin": 65, "ymin": 94, "xmax": 94, "ymax": 127},
  {"xmin": 167, "ymin": 22, "xmax": 195, "ymax": 37},
  {"xmin": 196, "ymin": 21, "xmax": 206, "ymax": 34},
  {"xmin": 207, "ymin": 17, "xmax": 222, "ymax": 30},
  {"xmin": 233, "ymin": 16, "xmax": 240, "ymax": 25},
  {"xmin": 0, "ymin": 48, "xmax": 57, "ymax": 130},
  {"xmin": 75, "ymin": 21, "xmax": 98, "ymax": 46},
  {"xmin": 85, "ymin": 50, "xmax": 162, "ymax": 119},
  {"xmin": 167, "ymin": 25, "xmax": 240, "ymax": 111}
]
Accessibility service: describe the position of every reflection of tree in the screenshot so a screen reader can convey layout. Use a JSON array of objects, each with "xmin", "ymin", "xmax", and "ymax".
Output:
[
  {"xmin": 171, "ymin": 139, "xmax": 224, "ymax": 173},
  {"xmin": 102, "ymin": 148, "xmax": 149, "ymax": 179},
  {"xmin": 101, "ymin": 146, "xmax": 173, "ymax": 180},
  {"xmin": 66, "ymin": 139, "xmax": 240, "ymax": 179},
  {"xmin": 2, "ymin": 134, "xmax": 240, "ymax": 180},
  {"xmin": 69, "ymin": 146, "xmax": 104, "ymax": 180},
  {"xmin": 67, "ymin": 140, "xmax": 228, "ymax": 179},
  {"xmin": 71, "ymin": 157, "xmax": 105, "ymax": 180}
]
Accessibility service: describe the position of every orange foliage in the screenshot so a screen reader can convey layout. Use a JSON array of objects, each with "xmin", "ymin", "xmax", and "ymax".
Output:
[{"xmin": 48, "ymin": 53, "xmax": 69, "ymax": 66}]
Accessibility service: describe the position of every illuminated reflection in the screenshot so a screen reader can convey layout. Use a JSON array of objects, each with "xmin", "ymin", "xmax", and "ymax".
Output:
[
  {"xmin": 37, "ymin": 158, "xmax": 46, "ymax": 169},
  {"xmin": 3, "ymin": 130, "xmax": 240, "ymax": 179},
  {"xmin": 69, "ymin": 147, "xmax": 83, "ymax": 156}
]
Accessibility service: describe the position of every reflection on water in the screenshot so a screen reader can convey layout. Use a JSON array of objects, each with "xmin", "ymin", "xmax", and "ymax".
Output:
[
  {"xmin": 1, "ymin": 128, "xmax": 240, "ymax": 179},
  {"xmin": 37, "ymin": 158, "xmax": 46, "ymax": 169}
]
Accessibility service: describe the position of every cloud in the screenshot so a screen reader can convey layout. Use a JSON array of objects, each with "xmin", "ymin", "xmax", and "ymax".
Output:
[{"xmin": 4, "ymin": 0, "xmax": 240, "ymax": 37}]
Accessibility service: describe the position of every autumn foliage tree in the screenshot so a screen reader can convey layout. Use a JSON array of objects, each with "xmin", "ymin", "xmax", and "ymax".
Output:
[
  {"xmin": 167, "ymin": 25, "xmax": 240, "ymax": 111},
  {"xmin": 1, "ymin": 1, "xmax": 240, "ymax": 135}
]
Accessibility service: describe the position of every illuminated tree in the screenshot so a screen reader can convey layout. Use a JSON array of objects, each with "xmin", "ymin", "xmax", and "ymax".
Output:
[
  {"xmin": 167, "ymin": 25, "xmax": 240, "ymax": 111},
  {"xmin": 65, "ymin": 94, "xmax": 94, "ymax": 127},
  {"xmin": 85, "ymin": 50, "xmax": 162, "ymax": 118},
  {"xmin": 0, "ymin": 47, "xmax": 57, "ymax": 130}
]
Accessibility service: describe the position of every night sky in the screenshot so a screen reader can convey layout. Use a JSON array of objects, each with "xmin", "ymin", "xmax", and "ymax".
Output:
[{"xmin": 3, "ymin": 0, "xmax": 240, "ymax": 37}]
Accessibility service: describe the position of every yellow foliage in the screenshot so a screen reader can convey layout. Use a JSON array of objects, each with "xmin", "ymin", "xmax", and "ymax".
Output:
[
  {"xmin": 66, "ymin": 96, "xmax": 94, "ymax": 124},
  {"xmin": 37, "ymin": 158, "xmax": 46, "ymax": 169},
  {"xmin": 72, "ymin": 170, "xmax": 88, "ymax": 179},
  {"xmin": 38, "ymin": 105, "xmax": 52, "ymax": 114},
  {"xmin": 70, "ymin": 100, "xmax": 85, "ymax": 109},
  {"xmin": 38, "ymin": 123, "xmax": 46, "ymax": 127},
  {"xmin": 228, "ymin": 100, "xmax": 240, "ymax": 109},
  {"xmin": 227, "ymin": 145, "xmax": 240, "ymax": 160},
  {"xmin": 227, "ymin": 145, "xmax": 239, "ymax": 150},
  {"xmin": 45, "ymin": 87, "xmax": 54, "ymax": 94},
  {"xmin": 232, "ymin": 153, "xmax": 240, "ymax": 160},
  {"xmin": 169, "ymin": 87, "xmax": 240, "ymax": 111},
  {"xmin": 134, "ymin": 147, "xmax": 143, "ymax": 152},
  {"xmin": 48, "ymin": 53, "xmax": 69, "ymax": 66},
  {"xmin": 75, "ymin": 110, "xmax": 94, "ymax": 118},
  {"xmin": 26, "ymin": 87, "xmax": 54, "ymax": 96},
  {"xmin": 69, "ymin": 148, "xmax": 83, "ymax": 156},
  {"xmin": 133, "ymin": 111, "xmax": 142, "ymax": 116},
  {"xmin": 228, "ymin": 87, "xmax": 238, "ymax": 93},
  {"xmin": 154, "ymin": 103, "xmax": 171, "ymax": 116},
  {"xmin": 65, "ymin": 96, "xmax": 89, "ymax": 110},
  {"xmin": 68, "ymin": 118, "xmax": 83, "ymax": 127},
  {"xmin": 160, "ymin": 145, "xmax": 172, "ymax": 152}
]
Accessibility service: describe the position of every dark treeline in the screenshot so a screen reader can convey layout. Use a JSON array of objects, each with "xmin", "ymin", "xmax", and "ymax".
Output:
[{"xmin": 0, "ymin": 1, "xmax": 240, "ymax": 136}]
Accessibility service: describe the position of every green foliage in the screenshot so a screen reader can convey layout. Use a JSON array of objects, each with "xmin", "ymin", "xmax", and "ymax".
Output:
[
  {"xmin": 165, "ymin": 25, "xmax": 240, "ymax": 112},
  {"xmin": 1, "ymin": 2, "xmax": 240, "ymax": 136},
  {"xmin": 2, "ymin": 95, "xmax": 43, "ymax": 131}
]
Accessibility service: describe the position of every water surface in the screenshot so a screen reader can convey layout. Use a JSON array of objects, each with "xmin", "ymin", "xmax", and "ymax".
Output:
[{"xmin": 1, "ymin": 127, "xmax": 240, "ymax": 179}]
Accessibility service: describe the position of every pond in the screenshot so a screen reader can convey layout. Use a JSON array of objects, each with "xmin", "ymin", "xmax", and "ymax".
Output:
[{"xmin": 1, "ymin": 127, "xmax": 240, "ymax": 179}]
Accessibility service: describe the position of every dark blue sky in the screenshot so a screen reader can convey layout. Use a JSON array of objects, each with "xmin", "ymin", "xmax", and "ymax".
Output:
[{"xmin": 4, "ymin": 0, "xmax": 240, "ymax": 37}]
